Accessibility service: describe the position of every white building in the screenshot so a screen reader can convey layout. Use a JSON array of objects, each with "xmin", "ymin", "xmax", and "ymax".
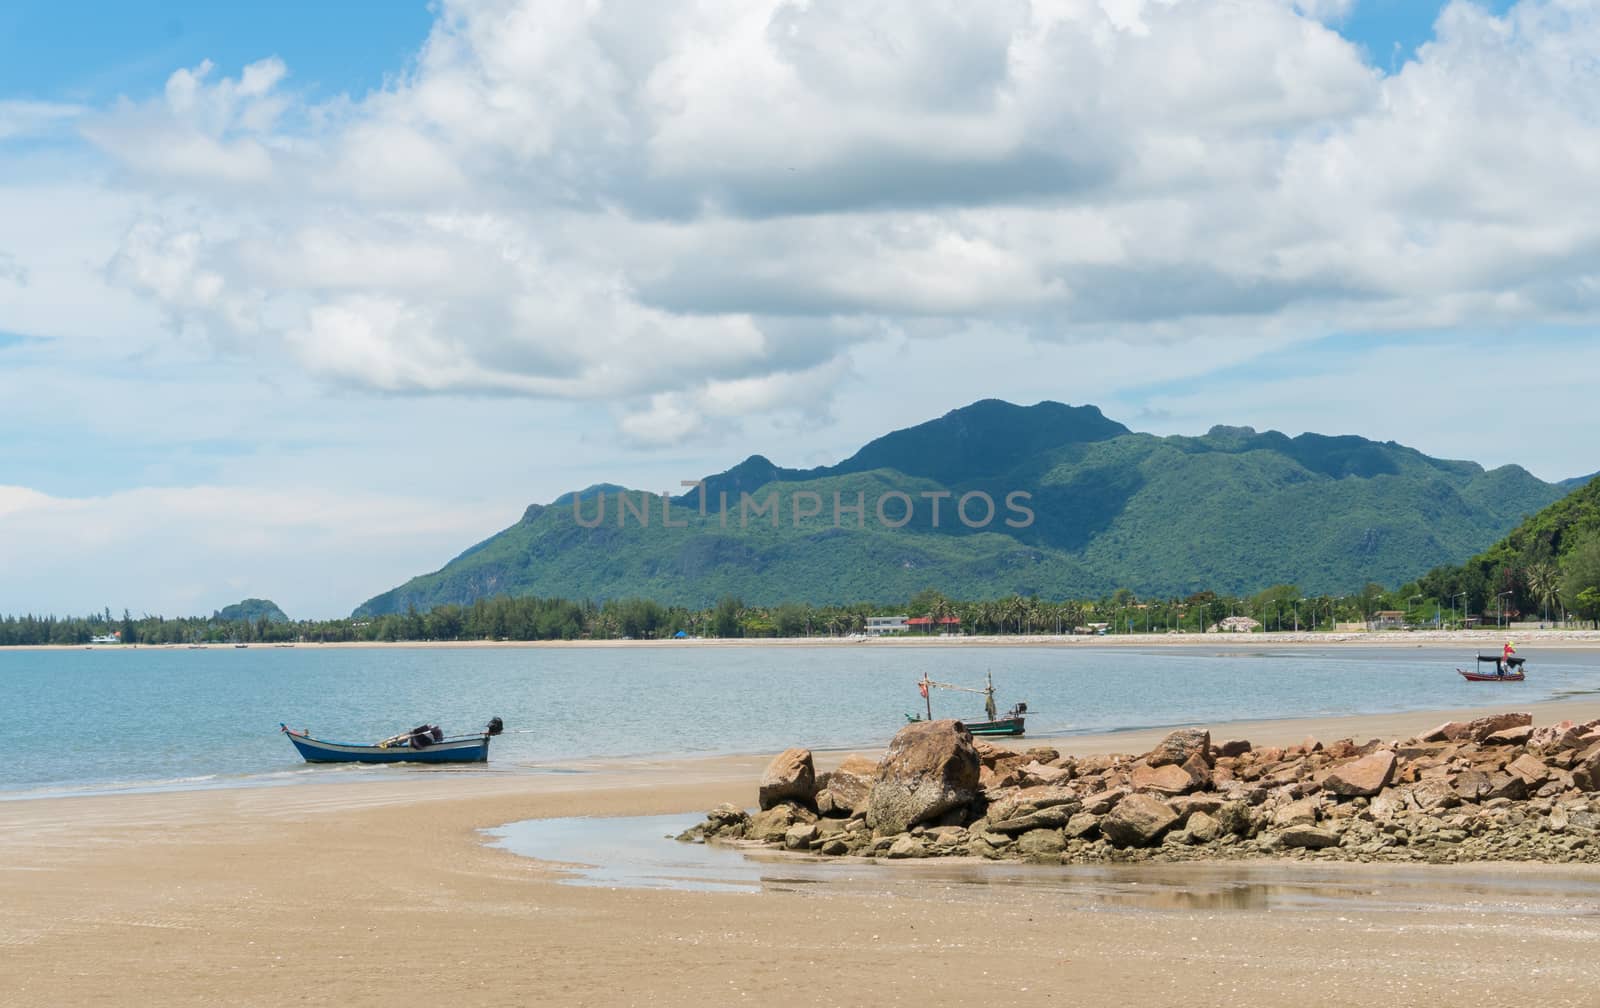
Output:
[{"xmin": 866, "ymin": 615, "xmax": 909, "ymax": 636}]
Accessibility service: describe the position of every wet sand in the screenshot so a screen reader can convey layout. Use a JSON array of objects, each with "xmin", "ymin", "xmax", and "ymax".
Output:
[{"xmin": 6, "ymin": 701, "xmax": 1600, "ymax": 1007}]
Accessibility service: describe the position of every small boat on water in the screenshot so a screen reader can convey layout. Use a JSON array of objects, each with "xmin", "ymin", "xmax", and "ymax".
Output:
[
  {"xmin": 906, "ymin": 672, "xmax": 1028, "ymax": 737},
  {"xmin": 1458, "ymin": 655, "xmax": 1526, "ymax": 682},
  {"xmin": 281, "ymin": 717, "xmax": 504, "ymax": 764}
]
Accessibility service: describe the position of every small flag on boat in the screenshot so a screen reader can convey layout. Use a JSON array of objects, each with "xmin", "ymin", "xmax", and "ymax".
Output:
[{"xmin": 918, "ymin": 679, "xmax": 929, "ymax": 699}]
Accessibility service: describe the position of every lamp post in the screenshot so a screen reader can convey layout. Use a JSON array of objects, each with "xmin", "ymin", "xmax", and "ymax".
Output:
[
  {"xmin": 1295, "ymin": 598, "xmax": 1303, "ymax": 632},
  {"xmin": 1497, "ymin": 591, "xmax": 1512, "ymax": 630},
  {"xmin": 1451, "ymin": 592, "xmax": 1467, "ymax": 631},
  {"xmin": 1409, "ymin": 594, "xmax": 1423, "ymax": 630}
]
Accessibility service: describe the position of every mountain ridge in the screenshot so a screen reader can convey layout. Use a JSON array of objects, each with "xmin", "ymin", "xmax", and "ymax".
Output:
[{"xmin": 354, "ymin": 400, "xmax": 1588, "ymax": 616}]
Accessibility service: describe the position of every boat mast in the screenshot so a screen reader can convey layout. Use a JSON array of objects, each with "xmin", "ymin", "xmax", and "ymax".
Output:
[{"xmin": 922, "ymin": 672, "xmax": 933, "ymax": 720}]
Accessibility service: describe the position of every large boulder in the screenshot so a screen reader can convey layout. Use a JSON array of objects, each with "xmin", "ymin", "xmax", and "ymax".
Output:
[
  {"xmin": 865, "ymin": 720, "xmax": 981, "ymax": 836},
  {"xmin": 816, "ymin": 754, "xmax": 878, "ymax": 816},
  {"xmin": 1099, "ymin": 793, "xmax": 1179, "ymax": 847},
  {"xmin": 1146, "ymin": 728, "xmax": 1213, "ymax": 768},
  {"xmin": 1321, "ymin": 750, "xmax": 1396, "ymax": 797},
  {"xmin": 758, "ymin": 747, "xmax": 817, "ymax": 811}
]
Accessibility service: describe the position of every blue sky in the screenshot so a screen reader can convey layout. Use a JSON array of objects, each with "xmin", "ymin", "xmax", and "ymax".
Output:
[
  {"xmin": 0, "ymin": 0, "xmax": 435, "ymax": 103},
  {"xmin": 0, "ymin": 1, "xmax": 1519, "ymax": 103},
  {"xmin": 2, "ymin": 0, "xmax": 1596, "ymax": 618}
]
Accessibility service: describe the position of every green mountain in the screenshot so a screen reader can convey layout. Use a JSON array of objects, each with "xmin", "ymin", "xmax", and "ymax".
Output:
[
  {"xmin": 215, "ymin": 598, "xmax": 290, "ymax": 623},
  {"xmin": 354, "ymin": 400, "xmax": 1585, "ymax": 615},
  {"xmin": 1417, "ymin": 467, "xmax": 1600, "ymax": 622}
]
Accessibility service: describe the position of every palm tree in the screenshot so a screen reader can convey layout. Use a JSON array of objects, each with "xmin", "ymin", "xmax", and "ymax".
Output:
[
  {"xmin": 1002, "ymin": 595, "xmax": 1027, "ymax": 635},
  {"xmin": 1526, "ymin": 562, "xmax": 1561, "ymax": 625}
]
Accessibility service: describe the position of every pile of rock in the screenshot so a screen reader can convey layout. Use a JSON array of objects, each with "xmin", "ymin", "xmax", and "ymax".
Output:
[{"xmin": 677, "ymin": 713, "xmax": 1600, "ymax": 864}]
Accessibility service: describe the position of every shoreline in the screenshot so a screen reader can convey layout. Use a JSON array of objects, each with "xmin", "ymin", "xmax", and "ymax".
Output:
[
  {"xmin": 6, "ymin": 700, "xmax": 1600, "ymax": 1005},
  {"xmin": 16, "ymin": 627, "xmax": 1600, "ymax": 651},
  {"xmin": 7, "ymin": 696, "xmax": 1600, "ymax": 804}
]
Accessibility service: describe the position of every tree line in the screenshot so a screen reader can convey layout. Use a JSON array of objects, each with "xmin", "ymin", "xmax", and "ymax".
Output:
[{"xmin": 10, "ymin": 570, "xmax": 1594, "ymax": 648}]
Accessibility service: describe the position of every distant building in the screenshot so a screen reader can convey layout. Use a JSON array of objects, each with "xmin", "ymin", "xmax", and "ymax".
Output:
[
  {"xmin": 865, "ymin": 615, "xmax": 909, "ymax": 636},
  {"xmin": 906, "ymin": 616, "xmax": 962, "ymax": 634},
  {"xmin": 88, "ymin": 631, "xmax": 121, "ymax": 644},
  {"xmin": 1368, "ymin": 610, "xmax": 1406, "ymax": 630},
  {"xmin": 1208, "ymin": 616, "xmax": 1260, "ymax": 633}
]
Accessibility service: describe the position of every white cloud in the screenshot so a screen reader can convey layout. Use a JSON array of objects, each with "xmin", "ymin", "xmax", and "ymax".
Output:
[
  {"xmin": 0, "ymin": 99, "xmax": 86, "ymax": 141},
  {"xmin": 15, "ymin": 0, "xmax": 1597, "ymax": 449}
]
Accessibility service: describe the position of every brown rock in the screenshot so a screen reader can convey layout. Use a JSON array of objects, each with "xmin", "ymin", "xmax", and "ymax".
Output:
[
  {"xmin": 1572, "ymin": 742, "xmax": 1600, "ymax": 791},
  {"xmin": 990, "ymin": 802, "xmax": 1083, "ymax": 834},
  {"xmin": 1279, "ymin": 825, "xmax": 1340, "ymax": 849},
  {"xmin": 758, "ymin": 747, "xmax": 817, "ymax": 810},
  {"xmin": 816, "ymin": 754, "xmax": 877, "ymax": 816},
  {"xmin": 865, "ymin": 720, "xmax": 981, "ymax": 836},
  {"xmin": 1411, "ymin": 779, "xmax": 1461, "ymax": 811},
  {"xmin": 973, "ymin": 739, "xmax": 1028, "ymax": 789},
  {"xmin": 1482, "ymin": 772, "xmax": 1526, "ymax": 802},
  {"xmin": 1100, "ymin": 793, "xmax": 1179, "ymax": 847},
  {"xmin": 1215, "ymin": 739, "xmax": 1252, "ymax": 758},
  {"xmin": 1146, "ymin": 728, "xmax": 1213, "ymax": 768},
  {"xmin": 747, "ymin": 802, "xmax": 816, "ymax": 843},
  {"xmin": 1018, "ymin": 761, "xmax": 1072, "ymax": 786},
  {"xmin": 1322, "ymin": 750, "xmax": 1396, "ymax": 797},
  {"xmin": 1444, "ymin": 713, "xmax": 1533, "ymax": 743},
  {"xmin": 1273, "ymin": 797, "xmax": 1320, "ymax": 828},
  {"xmin": 1130, "ymin": 762, "xmax": 1201, "ymax": 796},
  {"xmin": 783, "ymin": 822, "xmax": 820, "ymax": 850},
  {"xmin": 1507, "ymin": 753, "xmax": 1551, "ymax": 787},
  {"xmin": 1171, "ymin": 795, "xmax": 1224, "ymax": 818},
  {"xmin": 1185, "ymin": 810, "xmax": 1222, "ymax": 843},
  {"xmin": 1452, "ymin": 769, "xmax": 1492, "ymax": 802},
  {"xmin": 985, "ymin": 785, "xmax": 1079, "ymax": 822},
  {"xmin": 1484, "ymin": 725, "xmax": 1534, "ymax": 746},
  {"xmin": 1014, "ymin": 828, "xmax": 1067, "ymax": 859}
]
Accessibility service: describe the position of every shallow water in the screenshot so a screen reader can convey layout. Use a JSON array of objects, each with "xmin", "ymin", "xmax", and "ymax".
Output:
[
  {"xmin": 5, "ymin": 643, "xmax": 1597, "ymax": 795},
  {"xmin": 486, "ymin": 813, "xmax": 1600, "ymax": 914}
]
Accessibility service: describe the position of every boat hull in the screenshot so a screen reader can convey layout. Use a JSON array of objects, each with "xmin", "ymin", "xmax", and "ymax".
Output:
[
  {"xmin": 961, "ymin": 717, "xmax": 1025, "ymax": 737},
  {"xmin": 284, "ymin": 730, "xmax": 491, "ymax": 763},
  {"xmin": 1458, "ymin": 669, "xmax": 1525, "ymax": 682}
]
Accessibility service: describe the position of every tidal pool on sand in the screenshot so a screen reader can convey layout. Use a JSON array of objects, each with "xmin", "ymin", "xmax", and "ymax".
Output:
[{"xmin": 486, "ymin": 813, "xmax": 1600, "ymax": 913}]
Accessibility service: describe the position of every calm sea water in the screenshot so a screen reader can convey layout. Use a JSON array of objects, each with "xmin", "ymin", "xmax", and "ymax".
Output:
[{"xmin": 3, "ymin": 643, "xmax": 1597, "ymax": 799}]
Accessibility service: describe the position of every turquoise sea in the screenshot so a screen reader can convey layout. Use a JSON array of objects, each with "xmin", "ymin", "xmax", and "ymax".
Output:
[{"xmin": 4, "ymin": 643, "xmax": 1597, "ymax": 799}]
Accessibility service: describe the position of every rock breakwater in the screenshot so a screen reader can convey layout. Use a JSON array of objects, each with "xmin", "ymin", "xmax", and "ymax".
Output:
[{"xmin": 678, "ymin": 714, "xmax": 1600, "ymax": 864}]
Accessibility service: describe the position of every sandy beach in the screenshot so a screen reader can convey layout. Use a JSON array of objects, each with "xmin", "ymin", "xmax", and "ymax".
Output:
[
  {"xmin": 6, "ymin": 697, "xmax": 1600, "ymax": 1007},
  {"xmin": 44, "ymin": 626, "xmax": 1600, "ymax": 653}
]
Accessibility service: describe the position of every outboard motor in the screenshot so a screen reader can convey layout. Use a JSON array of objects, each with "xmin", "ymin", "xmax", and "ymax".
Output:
[
  {"xmin": 408, "ymin": 724, "xmax": 441, "ymax": 749},
  {"xmin": 486, "ymin": 717, "xmax": 504, "ymax": 736}
]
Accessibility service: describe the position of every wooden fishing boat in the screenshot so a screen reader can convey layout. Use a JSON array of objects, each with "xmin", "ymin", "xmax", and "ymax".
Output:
[
  {"xmin": 905, "ymin": 672, "xmax": 1028, "ymax": 737},
  {"xmin": 280, "ymin": 717, "xmax": 504, "ymax": 763},
  {"xmin": 1458, "ymin": 655, "xmax": 1526, "ymax": 682}
]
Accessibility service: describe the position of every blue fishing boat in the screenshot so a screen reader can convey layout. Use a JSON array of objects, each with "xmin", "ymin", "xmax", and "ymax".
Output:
[{"xmin": 281, "ymin": 717, "xmax": 504, "ymax": 764}]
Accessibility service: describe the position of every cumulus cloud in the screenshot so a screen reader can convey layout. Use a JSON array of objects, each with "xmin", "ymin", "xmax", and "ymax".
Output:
[{"xmin": 65, "ymin": 0, "xmax": 1600, "ymax": 442}]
